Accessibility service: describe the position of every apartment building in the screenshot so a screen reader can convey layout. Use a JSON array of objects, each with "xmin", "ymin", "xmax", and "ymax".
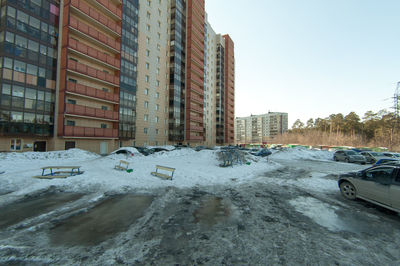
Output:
[
  {"xmin": 235, "ymin": 112, "xmax": 288, "ymax": 144},
  {"xmin": 0, "ymin": 0, "xmax": 235, "ymax": 153}
]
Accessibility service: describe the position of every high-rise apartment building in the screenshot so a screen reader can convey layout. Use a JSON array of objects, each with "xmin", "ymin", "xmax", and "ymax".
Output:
[
  {"xmin": 235, "ymin": 112, "xmax": 288, "ymax": 145},
  {"xmin": 0, "ymin": 0, "xmax": 235, "ymax": 153}
]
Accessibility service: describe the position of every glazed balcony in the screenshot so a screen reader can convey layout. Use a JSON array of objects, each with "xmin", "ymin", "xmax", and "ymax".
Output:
[
  {"xmin": 85, "ymin": 0, "xmax": 122, "ymax": 21},
  {"xmin": 68, "ymin": 37, "xmax": 120, "ymax": 70},
  {"xmin": 189, "ymin": 104, "xmax": 203, "ymax": 114},
  {"xmin": 67, "ymin": 59, "xmax": 120, "ymax": 86},
  {"xmin": 66, "ymin": 103, "xmax": 119, "ymax": 121},
  {"xmin": 70, "ymin": 0, "xmax": 121, "ymax": 37},
  {"xmin": 189, "ymin": 94, "xmax": 203, "ymax": 105},
  {"xmin": 64, "ymin": 125, "xmax": 118, "ymax": 138},
  {"xmin": 69, "ymin": 17, "xmax": 120, "ymax": 53},
  {"xmin": 187, "ymin": 135, "xmax": 203, "ymax": 141},
  {"xmin": 189, "ymin": 115, "xmax": 203, "ymax": 123},
  {"xmin": 189, "ymin": 125, "xmax": 204, "ymax": 132},
  {"xmin": 66, "ymin": 82, "xmax": 119, "ymax": 103}
]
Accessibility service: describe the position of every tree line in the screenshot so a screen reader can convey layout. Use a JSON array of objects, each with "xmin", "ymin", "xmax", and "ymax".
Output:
[{"xmin": 274, "ymin": 110, "xmax": 400, "ymax": 151}]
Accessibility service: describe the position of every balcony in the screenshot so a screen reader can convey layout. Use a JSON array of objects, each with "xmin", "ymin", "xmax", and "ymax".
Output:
[
  {"xmin": 190, "ymin": 75, "xmax": 204, "ymax": 87},
  {"xmin": 65, "ymin": 103, "xmax": 119, "ymax": 121},
  {"xmin": 189, "ymin": 104, "xmax": 203, "ymax": 114},
  {"xmin": 189, "ymin": 115, "xmax": 203, "ymax": 123},
  {"xmin": 66, "ymin": 82, "xmax": 119, "ymax": 103},
  {"xmin": 84, "ymin": 0, "xmax": 122, "ymax": 21},
  {"xmin": 64, "ymin": 125, "xmax": 118, "ymax": 138},
  {"xmin": 68, "ymin": 38, "xmax": 120, "ymax": 70},
  {"xmin": 70, "ymin": 0, "xmax": 121, "ymax": 37},
  {"xmin": 69, "ymin": 17, "xmax": 120, "ymax": 53},
  {"xmin": 188, "ymin": 135, "xmax": 203, "ymax": 141},
  {"xmin": 190, "ymin": 56, "xmax": 204, "ymax": 69},
  {"xmin": 189, "ymin": 94, "xmax": 203, "ymax": 104},
  {"xmin": 67, "ymin": 59, "xmax": 120, "ymax": 86},
  {"xmin": 189, "ymin": 125, "xmax": 204, "ymax": 132},
  {"xmin": 189, "ymin": 84, "xmax": 204, "ymax": 95}
]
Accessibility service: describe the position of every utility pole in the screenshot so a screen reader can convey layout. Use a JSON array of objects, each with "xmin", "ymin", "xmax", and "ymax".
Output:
[{"xmin": 393, "ymin": 82, "xmax": 400, "ymax": 130}]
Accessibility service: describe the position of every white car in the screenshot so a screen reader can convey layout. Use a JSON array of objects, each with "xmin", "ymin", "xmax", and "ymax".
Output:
[{"xmin": 110, "ymin": 147, "xmax": 142, "ymax": 157}]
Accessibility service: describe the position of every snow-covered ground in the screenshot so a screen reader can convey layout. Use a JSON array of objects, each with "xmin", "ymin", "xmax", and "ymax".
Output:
[{"xmin": 1, "ymin": 147, "xmax": 399, "ymax": 265}]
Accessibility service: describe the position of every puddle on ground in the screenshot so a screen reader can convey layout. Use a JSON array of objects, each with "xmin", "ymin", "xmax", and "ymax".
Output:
[
  {"xmin": 50, "ymin": 194, "xmax": 153, "ymax": 246},
  {"xmin": 0, "ymin": 193, "xmax": 83, "ymax": 229},
  {"xmin": 193, "ymin": 197, "xmax": 230, "ymax": 226}
]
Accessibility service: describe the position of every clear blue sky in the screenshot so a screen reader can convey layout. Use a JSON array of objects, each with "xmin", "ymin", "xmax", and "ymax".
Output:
[{"xmin": 205, "ymin": 0, "xmax": 400, "ymax": 127}]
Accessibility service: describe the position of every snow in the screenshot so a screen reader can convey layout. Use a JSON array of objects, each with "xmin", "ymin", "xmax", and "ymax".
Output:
[
  {"xmin": 0, "ymin": 148, "xmax": 283, "ymax": 201},
  {"xmin": 270, "ymin": 147, "xmax": 333, "ymax": 161}
]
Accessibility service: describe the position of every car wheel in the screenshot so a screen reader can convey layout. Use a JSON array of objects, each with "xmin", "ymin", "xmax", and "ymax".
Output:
[
  {"xmin": 340, "ymin": 181, "xmax": 356, "ymax": 200},
  {"xmin": 334, "ymin": 156, "xmax": 338, "ymax": 161},
  {"xmin": 345, "ymin": 158, "xmax": 349, "ymax": 163}
]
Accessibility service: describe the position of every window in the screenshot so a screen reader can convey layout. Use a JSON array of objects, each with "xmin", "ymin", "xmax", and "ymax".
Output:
[
  {"xmin": 156, "ymin": 80, "xmax": 160, "ymax": 87},
  {"xmin": 146, "ymin": 37, "xmax": 150, "ymax": 44},
  {"xmin": 144, "ymin": 114, "xmax": 148, "ymax": 121},
  {"xmin": 156, "ymin": 68, "xmax": 160, "ymax": 75},
  {"xmin": 10, "ymin": 139, "xmax": 22, "ymax": 151},
  {"xmin": 365, "ymin": 167, "xmax": 394, "ymax": 184},
  {"xmin": 101, "ymin": 106, "xmax": 108, "ymax": 110},
  {"xmin": 67, "ymin": 99, "xmax": 76, "ymax": 104},
  {"xmin": 155, "ymin": 116, "xmax": 159, "ymax": 123},
  {"xmin": 66, "ymin": 120, "xmax": 75, "ymax": 126},
  {"xmin": 147, "ymin": 0, "xmax": 151, "ymax": 6},
  {"xmin": 146, "ymin": 12, "xmax": 151, "ymax": 19},
  {"xmin": 155, "ymin": 104, "xmax": 159, "ymax": 111},
  {"xmin": 157, "ymin": 32, "xmax": 161, "ymax": 39},
  {"xmin": 145, "ymin": 62, "xmax": 150, "ymax": 69},
  {"xmin": 144, "ymin": 101, "xmax": 149, "ymax": 108},
  {"xmin": 157, "ymin": 56, "xmax": 160, "ymax": 63},
  {"xmin": 156, "ymin": 92, "xmax": 159, "ymax": 98},
  {"xmin": 145, "ymin": 75, "xmax": 149, "ymax": 83},
  {"xmin": 144, "ymin": 128, "xmax": 148, "ymax": 134},
  {"xmin": 144, "ymin": 88, "xmax": 149, "ymax": 95},
  {"xmin": 146, "ymin": 50, "xmax": 150, "ymax": 57},
  {"xmin": 101, "ymin": 123, "xmax": 107, "ymax": 128},
  {"xmin": 102, "ymin": 88, "xmax": 109, "ymax": 92},
  {"xmin": 155, "ymin": 129, "xmax": 159, "ymax": 134},
  {"xmin": 157, "ymin": 44, "xmax": 160, "ymax": 50},
  {"xmin": 68, "ymin": 78, "xmax": 77, "ymax": 83},
  {"xmin": 146, "ymin": 24, "xmax": 150, "ymax": 31}
]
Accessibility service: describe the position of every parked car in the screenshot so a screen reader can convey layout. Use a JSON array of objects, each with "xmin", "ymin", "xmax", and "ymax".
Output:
[
  {"xmin": 133, "ymin": 146, "xmax": 154, "ymax": 156},
  {"xmin": 373, "ymin": 158, "xmax": 399, "ymax": 166},
  {"xmin": 251, "ymin": 148, "xmax": 272, "ymax": 157},
  {"xmin": 333, "ymin": 150, "xmax": 366, "ymax": 164},
  {"xmin": 360, "ymin": 151, "xmax": 392, "ymax": 164},
  {"xmin": 338, "ymin": 165, "xmax": 400, "ymax": 213},
  {"xmin": 111, "ymin": 147, "xmax": 141, "ymax": 157}
]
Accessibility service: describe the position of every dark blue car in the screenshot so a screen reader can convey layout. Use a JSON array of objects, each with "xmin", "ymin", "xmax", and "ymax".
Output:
[{"xmin": 251, "ymin": 148, "xmax": 272, "ymax": 157}]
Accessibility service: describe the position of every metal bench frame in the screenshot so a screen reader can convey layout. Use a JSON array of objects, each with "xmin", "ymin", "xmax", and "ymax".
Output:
[{"xmin": 151, "ymin": 165, "xmax": 175, "ymax": 180}]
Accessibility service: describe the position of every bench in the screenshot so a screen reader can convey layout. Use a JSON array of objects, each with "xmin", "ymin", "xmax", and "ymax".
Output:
[
  {"xmin": 33, "ymin": 166, "xmax": 83, "ymax": 179},
  {"xmin": 151, "ymin": 165, "xmax": 175, "ymax": 180},
  {"xmin": 114, "ymin": 160, "xmax": 129, "ymax": 171}
]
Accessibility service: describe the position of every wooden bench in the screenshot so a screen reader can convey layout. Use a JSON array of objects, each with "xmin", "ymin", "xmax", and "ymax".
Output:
[
  {"xmin": 114, "ymin": 160, "xmax": 129, "ymax": 171},
  {"xmin": 33, "ymin": 166, "xmax": 83, "ymax": 179},
  {"xmin": 151, "ymin": 165, "xmax": 175, "ymax": 180}
]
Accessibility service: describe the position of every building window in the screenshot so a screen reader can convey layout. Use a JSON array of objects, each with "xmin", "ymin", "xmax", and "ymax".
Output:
[
  {"xmin": 157, "ymin": 44, "xmax": 160, "ymax": 50},
  {"xmin": 146, "ymin": 50, "xmax": 150, "ymax": 57},
  {"xmin": 101, "ymin": 106, "xmax": 108, "ymax": 110},
  {"xmin": 144, "ymin": 128, "xmax": 148, "ymax": 134},
  {"xmin": 156, "ymin": 68, "xmax": 160, "ymax": 75},
  {"xmin": 68, "ymin": 78, "xmax": 77, "ymax": 83},
  {"xmin": 101, "ymin": 123, "xmax": 107, "ymax": 128},
  {"xmin": 66, "ymin": 120, "xmax": 75, "ymax": 126},
  {"xmin": 155, "ymin": 116, "xmax": 159, "ymax": 123},
  {"xmin": 146, "ymin": 12, "xmax": 151, "ymax": 19},
  {"xmin": 156, "ymin": 80, "xmax": 160, "ymax": 87},
  {"xmin": 10, "ymin": 139, "xmax": 22, "ymax": 151},
  {"xmin": 147, "ymin": 0, "xmax": 151, "ymax": 6},
  {"xmin": 145, "ymin": 88, "xmax": 149, "ymax": 95},
  {"xmin": 155, "ymin": 104, "xmax": 159, "ymax": 111},
  {"xmin": 155, "ymin": 92, "xmax": 159, "ymax": 98},
  {"xmin": 102, "ymin": 88, "xmax": 109, "ymax": 92},
  {"xmin": 144, "ymin": 101, "xmax": 149, "ymax": 108},
  {"xmin": 155, "ymin": 129, "xmax": 159, "ymax": 134},
  {"xmin": 144, "ymin": 114, "xmax": 148, "ymax": 121},
  {"xmin": 145, "ymin": 62, "xmax": 150, "ymax": 69},
  {"xmin": 67, "ymin": 99, "xmax": 76, "ymax": 104},
  {"xmin": 146, "ymin": 24, "xmax": 150, "ymax": 31},
  {"xmin": 157, "ymin": 32, "xmax": 161, "ymax": 39},
  {"xmin": 146, "ymin": 37, "xmax": 150, "ymax": 44},
  {"xmin": 157, "ymin": 56, "xmax": 160, "ymax": 63},
  {"xmin": 145, "ymin": 75, "xmax": 149, "ymax": 83}
]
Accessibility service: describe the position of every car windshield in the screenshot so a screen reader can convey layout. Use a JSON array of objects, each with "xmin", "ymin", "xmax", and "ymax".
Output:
[
  {"xmin": 346, "ymin": 151, "xmax": 357, "ymax": 155},
  {"xmin": 371, "ymin": 152, "xmax": 383, "ymax": 156}
]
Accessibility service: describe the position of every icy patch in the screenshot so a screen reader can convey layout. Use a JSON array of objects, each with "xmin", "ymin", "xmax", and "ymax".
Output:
[
  {"xmin": 271, "ymin": 148, "xmax": 333, "ymax": 161},
  {"xmin": 289, "ymin": 196, "xmax": 344, "ymax": 231},
  {"xmin": 294, "ymin": 173, "xmax": 338, "ymax": 193}
]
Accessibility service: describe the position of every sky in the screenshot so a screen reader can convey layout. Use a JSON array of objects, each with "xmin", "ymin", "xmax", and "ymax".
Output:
[{"xmin": 205, "ymin": 0, "xmax": 400, "ymax": 127}]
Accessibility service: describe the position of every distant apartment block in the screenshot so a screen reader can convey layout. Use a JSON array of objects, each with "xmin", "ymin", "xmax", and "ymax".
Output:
[
  {"xmin": 235, "ymin": 112, "xmax": 288, "ymax": 144},
  {"xmin": 0, "ymin": 0, "xmax": 235, "ymax": 153}
]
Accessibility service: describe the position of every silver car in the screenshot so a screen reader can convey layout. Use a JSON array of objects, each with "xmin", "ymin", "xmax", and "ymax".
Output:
[
  {"xmin": 360, "ymin": 151, "xmax": 392, "ymax": 164},
  {"xmin": 333, "ymin": 150, "xmax": 366, "ymax": 164},
  {"xmin": 338, "ymin": 165, "xmax": 400, "ymax": 213}
]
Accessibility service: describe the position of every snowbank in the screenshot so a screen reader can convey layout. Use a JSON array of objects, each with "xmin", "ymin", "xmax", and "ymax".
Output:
[{"xmin": 271, "ymin": 147, "xmax": 333, "ymax": 161}]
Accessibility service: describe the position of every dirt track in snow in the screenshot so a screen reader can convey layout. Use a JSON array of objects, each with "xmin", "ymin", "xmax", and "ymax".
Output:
[{"xmin": 0, "ymin": 159, "xmax": 400, "ymax": 265}]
